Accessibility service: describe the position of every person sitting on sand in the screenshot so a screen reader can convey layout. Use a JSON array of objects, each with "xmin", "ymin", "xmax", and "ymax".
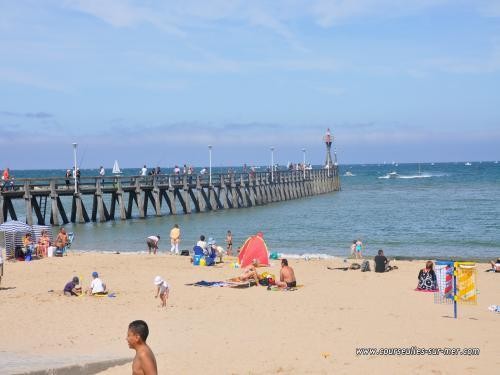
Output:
[
  {"xmin": 87, "ymin": 271, "xmax": 107, "ymax": 295},
  {"xmin": 127, "ymin": 320, "xmax": 158, "ymax": 375},
  {"xmin": 36, "ymin": 230, "xmax": 51, "ymax": 258},
  {"xmin": 63, "ymin": 276, "xmax": 82, "ymax": 296},
  {"xmin": 154, "ymin": 276, "xmax": 170, "ymax": 308},
  {"xmin": 146, "ymin": 235, "xmax": 160, "ymax": 255},
  {"xmin": 22, "ymin": 233, "xmax": 35, "ymax": 258},
  {"xmin": 416, "ymin": 261, "xmax": 437, "ymax": 290},
  {"xmin": 196, "ymin": 235, "xmax": 207, "ymax": 252},
  {"xmin": 275, "ymin": 258, "xmax": 297, "ymax": 288},
  {"xmin": 374, "ymin": 249, "xmax": 392, "ymax": 273},
  {"xmin": 239, "ymin": 259, "xmax": 260, "ymax": 286},
  {"xmin": 489, "ymin": 258, "xmax": 500, "ymax": 272}
]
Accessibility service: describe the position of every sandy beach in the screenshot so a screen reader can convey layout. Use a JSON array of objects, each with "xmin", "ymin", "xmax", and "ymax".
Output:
[{"xmin": 0, "ymin": 251, "xmax": 498, "ymax": 374}]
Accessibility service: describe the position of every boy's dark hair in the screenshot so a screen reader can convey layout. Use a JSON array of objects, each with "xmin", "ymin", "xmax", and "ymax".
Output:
[
  {"xmin": 378, "ymin": 249, "xmax": 384, "ymax": 255},
  {"xmin": 129, "ymin": 320, "xmax": 149, "ymax": 342},
  {"xmin": 281, "ymin": 259, "xmax": 288, "ymax": 266},
  {"xmin": 200, "ymin": 235, "xmax": 205, "ymax": 241}
]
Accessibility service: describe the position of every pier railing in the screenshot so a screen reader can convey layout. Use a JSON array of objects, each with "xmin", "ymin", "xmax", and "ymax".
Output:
[{"xmin": 0, "ymin": 168, "xmax": 340, "ymax": 225}]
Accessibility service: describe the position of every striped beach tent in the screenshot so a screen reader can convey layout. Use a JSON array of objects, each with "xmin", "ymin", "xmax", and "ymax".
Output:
[{"xmin": 0, "ymin": 220, "xmax": 31, "ymax": 259}]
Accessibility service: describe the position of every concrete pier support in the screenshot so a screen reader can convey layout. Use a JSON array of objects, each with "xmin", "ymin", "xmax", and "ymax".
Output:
[{"xmin": 24, "ymin": 181, "xmax": 33, "ymax": 226}]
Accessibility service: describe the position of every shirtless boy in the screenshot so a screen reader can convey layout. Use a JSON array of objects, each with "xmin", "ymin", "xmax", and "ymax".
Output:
[
  {"xmin": 275, "ymin": 258, "xmax": 297, "ymax": 288},
  {"xmin": 127, "ymin": 320, "xmax": 157, "ymax": 375}
]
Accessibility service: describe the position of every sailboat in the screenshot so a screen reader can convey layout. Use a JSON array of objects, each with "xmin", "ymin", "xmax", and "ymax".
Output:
[{"xmin": 112, "ymin": 160, "xmax": 122, "ymax": 174}]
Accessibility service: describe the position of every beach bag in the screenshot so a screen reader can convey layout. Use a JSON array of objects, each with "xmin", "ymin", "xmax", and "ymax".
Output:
[
  {"xmin": 193, "ymin": 254, "xmax": 202, "ymax": 266},
  {"xmin": 180, "ymin": 250, "xmax": 190, "ymax": 256},
  {"xmin": 204, "ymin": 256, "xmax": 215, "ymax": 266},
  {"xmin": 361, "ymin": 260, "xmax": 371, "ymax": 272}
]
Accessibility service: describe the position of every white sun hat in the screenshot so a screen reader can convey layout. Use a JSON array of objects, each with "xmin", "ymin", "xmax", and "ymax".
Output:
[{"xmin": 154, "ymin": 276, "xmax": 163, "ymax": 285}]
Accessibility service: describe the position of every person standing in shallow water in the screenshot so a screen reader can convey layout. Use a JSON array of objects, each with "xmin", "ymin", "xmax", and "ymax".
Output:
[
  {"xmin": 170, "ymin": 224, "xmax": 180, "ymax": 254},
  {"xmin": 355, "ymin": 239, "xmax": 363, "ymax": 259},
  {"xmin": 127, "ymin": 320, "xmax": 157, "ymax": 375}
]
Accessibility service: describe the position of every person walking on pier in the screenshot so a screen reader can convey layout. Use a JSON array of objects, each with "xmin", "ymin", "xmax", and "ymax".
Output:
[
  {"xmin": 170, "ymin": 224, "xmax": 181, "ymax": 255},
  {"xmin": 65, "ymin": 169, "xmax": 71, "ymax": 189}
]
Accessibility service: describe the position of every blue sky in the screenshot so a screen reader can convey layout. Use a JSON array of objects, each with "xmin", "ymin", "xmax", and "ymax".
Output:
[{"xmin": 1, "ymin": 0, "xmax": 499, "ymax": 170}]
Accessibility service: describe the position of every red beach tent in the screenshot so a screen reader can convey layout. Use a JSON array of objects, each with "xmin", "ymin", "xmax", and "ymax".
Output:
[{"xmin": 238, "ymin": 232, "xmax": 270, "ymax": 268}]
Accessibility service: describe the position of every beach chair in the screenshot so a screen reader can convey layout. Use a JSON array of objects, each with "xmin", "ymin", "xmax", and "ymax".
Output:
[{"xmin": 55, "ymin": 232, "xmax": 75, "ymax": 257}]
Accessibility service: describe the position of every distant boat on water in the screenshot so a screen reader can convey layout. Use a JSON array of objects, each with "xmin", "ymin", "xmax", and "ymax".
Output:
[
  {"xmin": 344, "ymin": 171, "xmax": 355, "ymax": 177},
  {"xmin": 465, "ymin": 162, "xmax": 472, "ymax": 166},
  {"xmin": 388, "ymin": 171, "xmax": 399, "ymax": 179},
  {"xmin": 112, "ymin": 160, "xmax": 122, "ymax": 174}
]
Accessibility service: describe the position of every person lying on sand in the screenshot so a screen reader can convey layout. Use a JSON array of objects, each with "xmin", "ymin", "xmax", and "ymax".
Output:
[
  {"xmin": 63, "ymin": 276, "xmax": 82, "ymax": 296},
  {"xmin": 238, "ymin": 259, "xmax": 260, "ymax": 286},
  {"xmin": 275, "ymin": 259, "xmax": 297, "ymax": 288},
  {"xmin": 489, "ymin": 258, "xmax": 500, "ymax": 272}
]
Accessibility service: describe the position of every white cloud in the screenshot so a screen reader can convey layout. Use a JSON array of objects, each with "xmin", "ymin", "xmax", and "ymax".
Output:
[{"xmin": 64, "ymin": 0, "xmax": 185, "ymax": 36}]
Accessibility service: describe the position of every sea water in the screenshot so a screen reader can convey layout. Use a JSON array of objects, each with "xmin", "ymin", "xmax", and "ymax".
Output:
[{"xmin": 2, "ymin": 162, "xmax": 499, "ymax": 260}]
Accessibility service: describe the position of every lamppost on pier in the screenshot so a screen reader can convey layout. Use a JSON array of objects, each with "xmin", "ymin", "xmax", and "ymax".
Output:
[
  {"xmin": 72, "ymin": 143, "xmax": 78, "ymax": 192},
  {"xmin": 302, "ymin": 148, "xmax": 306, "ymax": 179},
  {"xmin": 208, "ymin": 145, "xmax": 212, "ymax": 185},
  {"xmin": 270, "ymin": 146, "xmax": 275, "ymax": 182}
]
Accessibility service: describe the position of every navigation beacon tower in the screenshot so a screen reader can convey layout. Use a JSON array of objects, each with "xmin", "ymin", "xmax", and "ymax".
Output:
[
  {"xmin": 324, "ymin": 128, "xmax": 334, "ymax": 170},
  {"xmin": 323, "ymin": 128, "xmax": 341, "ymax": 190}
]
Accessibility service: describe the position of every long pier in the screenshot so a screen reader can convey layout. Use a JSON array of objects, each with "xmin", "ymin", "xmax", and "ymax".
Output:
[{"xmin": 0, "ymin": 168, "xmax": 340, "ymax": 225}]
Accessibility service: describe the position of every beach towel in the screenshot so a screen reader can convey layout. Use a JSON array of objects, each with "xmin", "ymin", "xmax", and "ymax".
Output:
[{"xmin": 187, "ymin": 280, "xmax": 231, "ymax": 287}]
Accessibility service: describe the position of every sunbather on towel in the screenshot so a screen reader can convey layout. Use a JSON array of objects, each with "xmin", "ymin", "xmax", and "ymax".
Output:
[
  {"xmin": 489, "ymin": 258, "xmax": 500, "ymax": 272},
  {"xmin": 275, "ymin": 259, "xmax": 297, "ymax": 288},
  {"xmin": 239, "ymin": 259, "xmax": 260, "ymax": 286}
]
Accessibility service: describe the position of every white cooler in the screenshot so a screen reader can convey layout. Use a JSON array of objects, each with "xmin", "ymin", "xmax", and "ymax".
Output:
[{"xmin": 48, "ymin": 246, "xmax": 56, "ymax": 257}]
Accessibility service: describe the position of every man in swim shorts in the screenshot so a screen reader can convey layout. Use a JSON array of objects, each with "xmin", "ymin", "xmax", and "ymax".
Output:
[{"xmin": 276, "ymin": 259, "xmax": 297, "ymax": 288}]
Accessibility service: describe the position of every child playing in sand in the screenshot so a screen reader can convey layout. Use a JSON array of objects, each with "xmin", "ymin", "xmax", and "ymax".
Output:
[
  {"xmin": 127, "ymin": 320, "xmax": 158, "ymax": 375},
  {"xmin": 63, "ymin": 276, "xmax": 82, "ymax": 296},
  {"xmin": 154, "ymin": 276, "xmax": 170, "ymax": 308},
  {"xmin": 87, "ymin": 271, "xmax": 107, "ymax": 295}
]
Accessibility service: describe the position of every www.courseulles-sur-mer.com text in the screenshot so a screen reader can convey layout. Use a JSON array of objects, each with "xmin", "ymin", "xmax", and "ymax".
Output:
[{"xmin": 356, "ymin": 346, "xmax": 480, "ymax": 356}]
